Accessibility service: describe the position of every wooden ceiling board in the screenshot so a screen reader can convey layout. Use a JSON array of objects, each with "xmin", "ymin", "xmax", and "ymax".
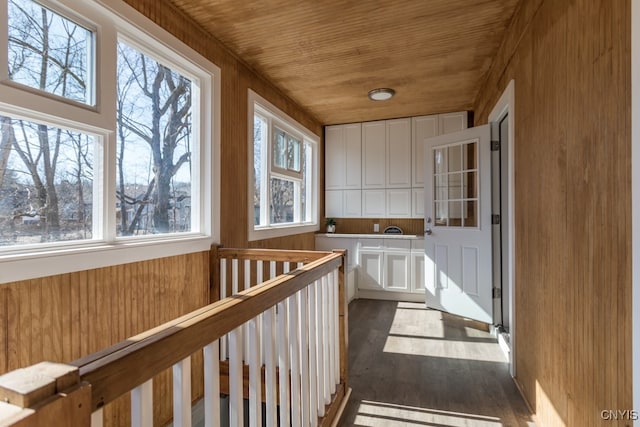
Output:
[{"xmin": 168, "ymin": 0, "xmax": 520, "ymax": 124}]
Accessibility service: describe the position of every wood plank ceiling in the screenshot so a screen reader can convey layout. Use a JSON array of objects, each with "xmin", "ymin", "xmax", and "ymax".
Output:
[{"xmin": 167, "ymin": 0, "xmax": 521, "ymax": 125}]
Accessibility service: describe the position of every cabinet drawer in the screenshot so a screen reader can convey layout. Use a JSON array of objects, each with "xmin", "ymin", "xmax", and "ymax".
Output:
[{"xmin": 359, "ymin": 238, "xmax": 384, "ymax": 249}]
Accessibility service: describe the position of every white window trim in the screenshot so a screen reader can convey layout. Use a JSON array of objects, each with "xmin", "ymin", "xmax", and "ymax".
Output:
[
  {"xmin": 0, "ymin": 0, "xmax": 220, "ymax": 283},
  {"xmin": 248, "ymin": 90, "xmax": 319, "ymax": 241}
]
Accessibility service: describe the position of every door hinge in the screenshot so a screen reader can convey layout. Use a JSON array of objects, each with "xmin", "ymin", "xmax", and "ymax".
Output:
[
  {"xmin": 493, "ymin": 288, "xmax": 502, "ymax": 299},
  {"xmin": 491, "ymin": 214, "xmax": 501, "ymax": 225},
  {"xmin": 491, "ymin": 140, "xmax": 501, "ymax": 151}
]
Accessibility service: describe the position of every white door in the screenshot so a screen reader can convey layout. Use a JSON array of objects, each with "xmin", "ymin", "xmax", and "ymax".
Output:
[{"xmin": 424, "ymin": 125, "xmax": 493, "ymax": 324}]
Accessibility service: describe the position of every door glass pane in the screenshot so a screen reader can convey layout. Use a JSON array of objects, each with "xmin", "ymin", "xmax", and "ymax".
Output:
[
  {"xmin": 434, "ymin": 148, "xmax": 447, "ymax": 174},
  {"xmin": 463, "ymin": 172, "xmax": 477, "ymax": 198},
  {"xmin": 273, "ymin": 129, "xmax": 286, "ymax": 169},
  {"xmin": 463, "ymin": 200, "xmax": 477, "ymax": 227},
  {"xmin": 434, "ymin": 174, "xmax": 447, "ymax": 201},
  {"xmin": 434, "ymin": 202, "xmax": 447, "ymax": 226},
  {"xmin": 448, "ymin": 145, "xmax": 462, "ymax": 172},
  {"xmin": 448, "ymin": 173, "xmax": 462, "ymax": 199},
  {"xmin": 448, "ymin": 201, "xmax": 462, "ymax": 226},
  {"xmin": 463, "ymin": 142, "xmax": 477, "ymax": 170}
]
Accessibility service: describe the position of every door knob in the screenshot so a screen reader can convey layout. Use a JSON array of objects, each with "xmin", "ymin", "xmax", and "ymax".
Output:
[{"xmin": 424, "ymin": 228, "xmax": 432, "ymax": 235}]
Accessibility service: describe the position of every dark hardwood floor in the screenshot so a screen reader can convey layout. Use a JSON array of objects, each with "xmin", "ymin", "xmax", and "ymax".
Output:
[{"xmin": 339, "ymin": 299, "xmax": 535, "ymax": 427}]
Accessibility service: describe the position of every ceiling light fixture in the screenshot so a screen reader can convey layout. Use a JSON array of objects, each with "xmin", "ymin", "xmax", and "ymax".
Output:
[{"xmin": 368, "ymin": 88, "xmax": 395, "ymax": 101}]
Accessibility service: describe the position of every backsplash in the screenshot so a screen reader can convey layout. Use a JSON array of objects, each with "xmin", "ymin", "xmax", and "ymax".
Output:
[{"xmin": 323, "ymin": 218, "xmax": 424, "ymax": 235}]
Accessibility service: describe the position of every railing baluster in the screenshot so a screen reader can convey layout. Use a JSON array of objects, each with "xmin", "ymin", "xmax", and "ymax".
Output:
[
  {"xmin": 298, "ymin": 288, "xmax": 310, "ymax": 426},
  {"xmin": 327, "ymin": 272, "xmax": 338, "ymax": 394},
  {"xmin": 173, "ymin": 357, "xmax": 191, "ymax": 427},
  {"xmin": 308, "ymin": 280, "xmax": 319, "ymax": 425},
  {"xmin": 270, "ymin": 260, "xmax": 276, "ymax": 279},
  {"xmin": 316, "ymin": 276, "xmax": 326, "ymax": 416},
  {"xmin": 257, "ymin": 261, "xmax": 265, "ymax": 366},
  {"xmin": 248, "ymin": 316, "xmax": 262, "ymax": 427},
  {"xmin": 131, "ymin": 379, "xmax": 153, "ymax": 427},
  {"xmin": 289, "ymin": 294, "xmax": 301, "ymax": 427},
  {"xmin": 229, "ymin": 326, "xmax": 244, "ymax": 427},
  {"xmin": 220, "ymin": 258, "xmax": 228, "ymax": 361},
  {"xmin": 322, "ymin": 274, "xmax": 331, "ymax": 405},
  {"xmin": 244, "ymin": 259, "xmax": 252, "ymax": 362},
  {"xmin": 91, "ymin": 409, "xmax": 104, "ymax": 427},
  {"xmin": 263, "ymin": 306, "xmax": 277, "ymax": 427},
  {"xmin": 333, "ymin": 268, "xmax": 340, "ymax": 387},
  {"xmin": 204, "ymin": 340, "xmax": 221, "ymax": 427},
  {"xmin": 232, "ymin": 258, "xmax": 239, "ymax": 294},
  {"xmin": 277, "ymin": 300, "xmax": 290, "ymax": 426}
]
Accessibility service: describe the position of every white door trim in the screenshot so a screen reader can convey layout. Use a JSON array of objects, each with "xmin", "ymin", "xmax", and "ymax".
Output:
[
  {"xmin": 488, "ymin": 80, "xmax": 516, "ymax": 377},
  {"xmin": 631, "ymin": 1, "xmax": 639, "ymax": 421}
]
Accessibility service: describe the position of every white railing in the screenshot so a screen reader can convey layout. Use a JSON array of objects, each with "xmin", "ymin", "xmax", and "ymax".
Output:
[{"xmin": 0, "ymin": 248, "xmax": 349, "ymax": 427}]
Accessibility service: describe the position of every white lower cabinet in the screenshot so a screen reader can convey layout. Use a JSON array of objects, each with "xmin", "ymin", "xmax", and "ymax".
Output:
[
  {"xmin": 358, "ymin": 250, "xmax": 384, "ymax": 290},
  {"xmin": 358, "ymin": 239, "xmax": 413, "ymax": 293}
]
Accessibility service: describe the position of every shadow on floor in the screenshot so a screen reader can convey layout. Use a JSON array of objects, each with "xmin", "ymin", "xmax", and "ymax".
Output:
[{"xmin": 339, "ymin": 299, "xmax": 535, "ymax": 427}]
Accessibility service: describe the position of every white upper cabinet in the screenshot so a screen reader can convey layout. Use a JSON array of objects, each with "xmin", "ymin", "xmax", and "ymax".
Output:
[
  {"xmin": 439, "ymin": 111, "xmax": 468, "ymax": 135},
  {"xmin": 361, "ymin": 121, "xmax": 386, "ymax": 188},
  {"xmin": 325, "ymin": 123, "xmax": 361, "ymax": 189},
  {"xmin": 386, "ymin": 118, "xmax": 412, "ymax": 188},
  {"xmin": 386, "ymin": 188, "xmax": 412, "ymax": 218},
  {"xmin": 411, "ymin": 115, "xmax": 439, "ymax": 187}
]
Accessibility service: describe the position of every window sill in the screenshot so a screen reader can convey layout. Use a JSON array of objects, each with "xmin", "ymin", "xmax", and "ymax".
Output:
[
  {"xmin": 248, "ymin": 223, "xmax": 319, "ymax": 242},
  {"xmin": 0, "ymin": 235, "xmax": 214, "ymax": 284}
]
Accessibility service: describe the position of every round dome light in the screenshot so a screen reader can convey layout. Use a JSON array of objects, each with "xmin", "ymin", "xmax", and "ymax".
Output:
[{"xmin": 368, "ymin": 88, "xmax": 395, "ymax": 101}]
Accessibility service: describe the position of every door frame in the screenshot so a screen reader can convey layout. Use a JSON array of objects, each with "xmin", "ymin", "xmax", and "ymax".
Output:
[{"xmin": 488, "ymin": 80, "xmax": 516, "ymax": 377}]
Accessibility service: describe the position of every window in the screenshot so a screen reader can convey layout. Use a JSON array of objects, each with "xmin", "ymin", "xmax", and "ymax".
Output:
[
  {"xmin": 250, "ymin": 90, "xmax": 318, "ymax": 240},
  {"xmin": 0, "ymin": 0, "xmax": 219, "ymax": 282}
]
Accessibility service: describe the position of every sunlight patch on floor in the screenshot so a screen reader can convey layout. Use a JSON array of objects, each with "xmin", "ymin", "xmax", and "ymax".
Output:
[
  {"xmin": 382, "ymin": 335, "xmax": 508, "ymax": 363},
  {"xmin": 353, "ymin": 399, "xmax": 504, "ymax": 426}
]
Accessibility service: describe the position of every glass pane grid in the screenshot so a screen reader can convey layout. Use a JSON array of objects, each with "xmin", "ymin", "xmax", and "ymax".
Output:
[{"xmin": 433, "ymin": 140, "xmax": 479, "ymax": 228}]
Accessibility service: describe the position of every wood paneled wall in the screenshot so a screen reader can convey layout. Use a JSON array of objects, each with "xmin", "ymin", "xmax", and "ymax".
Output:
[
  {"xmin": 325, "ymin": 218, "xmax": 424, "ymax": 236},
  {"xmin": 0, "ymin": 252, "xmax": 210, "ymax": 426},
  {"xmin": 120, "ymin": 0, "xmax": 323, "ymax": 251},
  {"xmin": 474, "ymin": 0, "xmax": 631, "ymax": 425}
]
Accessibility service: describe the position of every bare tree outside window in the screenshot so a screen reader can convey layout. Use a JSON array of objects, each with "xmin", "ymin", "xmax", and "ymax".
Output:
[
  {"xmin": 116, "ymin": 42, "xmax": 193, "ymax": 236},
  {"xmin": 0, "ymin": 0, "xmax": 94, "ymax": 246}
]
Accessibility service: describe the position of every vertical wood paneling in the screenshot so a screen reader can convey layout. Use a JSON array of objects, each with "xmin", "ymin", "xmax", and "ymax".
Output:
[
  {"xmin": 0, "ymin": 251, "xmax": 210, "ymax": 427},
  {"xmin": 474, "ymin": 0, "xmax": 631, "ymax": 425}
]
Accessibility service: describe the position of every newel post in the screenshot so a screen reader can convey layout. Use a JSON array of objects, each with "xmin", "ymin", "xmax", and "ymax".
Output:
[
  {"xmin": 333, "ymin": 249, "xmax": 349, "ymax": 390},
  {"xmin": 0, "ymin": 361, "xmax": 91, "ymax": 427}
]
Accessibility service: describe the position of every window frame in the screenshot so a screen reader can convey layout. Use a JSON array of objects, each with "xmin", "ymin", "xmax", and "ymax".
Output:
[
  {"xmin": 248, "ymin": 89, "xmax": 319, "ymax": 241},
  {"xmin": 0, "ymin": 0, "xmax": 220, "ymax": 283}
]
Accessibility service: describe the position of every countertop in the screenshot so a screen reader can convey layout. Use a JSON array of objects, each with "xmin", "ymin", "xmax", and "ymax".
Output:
[{"xmin": 316, "ymin": 233, "xmax": 424, "ymax": 240}]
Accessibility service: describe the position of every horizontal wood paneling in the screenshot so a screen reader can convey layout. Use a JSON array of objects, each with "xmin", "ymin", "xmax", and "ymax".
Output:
[
  {"xmin": 0, "ymin": 252, "xmax": 210, "ymax": 426},
  {"xmin": 322, "ymin": 218, "xmax": 424, "ymax": 236},
  {"xmin": 474, "ymin": 0, "xmax": 631, "ymax": 425}
]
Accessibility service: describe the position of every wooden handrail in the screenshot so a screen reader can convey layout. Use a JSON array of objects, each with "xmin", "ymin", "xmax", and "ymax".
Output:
[
  {"xmin": 216, "ymin": 247, "xmax": 331, "ymax": 263},
  {"xmin": 71, "ymin": 251, "xmax": 344, "ymax": 412}
]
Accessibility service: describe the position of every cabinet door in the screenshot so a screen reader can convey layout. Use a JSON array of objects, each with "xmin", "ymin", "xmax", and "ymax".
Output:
[
  {"xmin": 386, "ymin": 188, "xmax": 411, "ymax": 218},
  {"xmin": 358, "ymin": 250, "xmax": 384, "ymax": 290},
  {"xmin": 411, "ymin": 250, "xmax": 426, "ymax": 293},
  {"xmin": 362, "ymin": 121, "xmax": 386, "ymax": 188},
  {"xmin": 343, "ymin": 189, "xmax": 362, "ymax": 217},
  {"xmin": 344, "ymin": 123, "xmax": 362, "ymax": 188},
  {"xmin": 439, "ymin": 111, "xmax": 468, "ymax": 135},
  {"xmin": 412, "ymin": 188, "xmax": 424, "ymax": 218},
  {"xmin": 412, "ymin": 115, "xmax": 438, "ymax": 187},
  {"xmin": 362, "ymin": 189, "xmax": 386, "ymax": 217},
  {"xmin": 325, "ymin": 190, "xmax": 343, "ymax": 218},
  {"xmin": 384, "ymin": 251, "xmax": 411, "ymax": 291},
  {"xmin": 325, "ymin": 125, "xmax": 346, "ymax": 190},
  {"xmin": 386, "ymin": 118, "xmax": 412, "ymax": 188}
]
